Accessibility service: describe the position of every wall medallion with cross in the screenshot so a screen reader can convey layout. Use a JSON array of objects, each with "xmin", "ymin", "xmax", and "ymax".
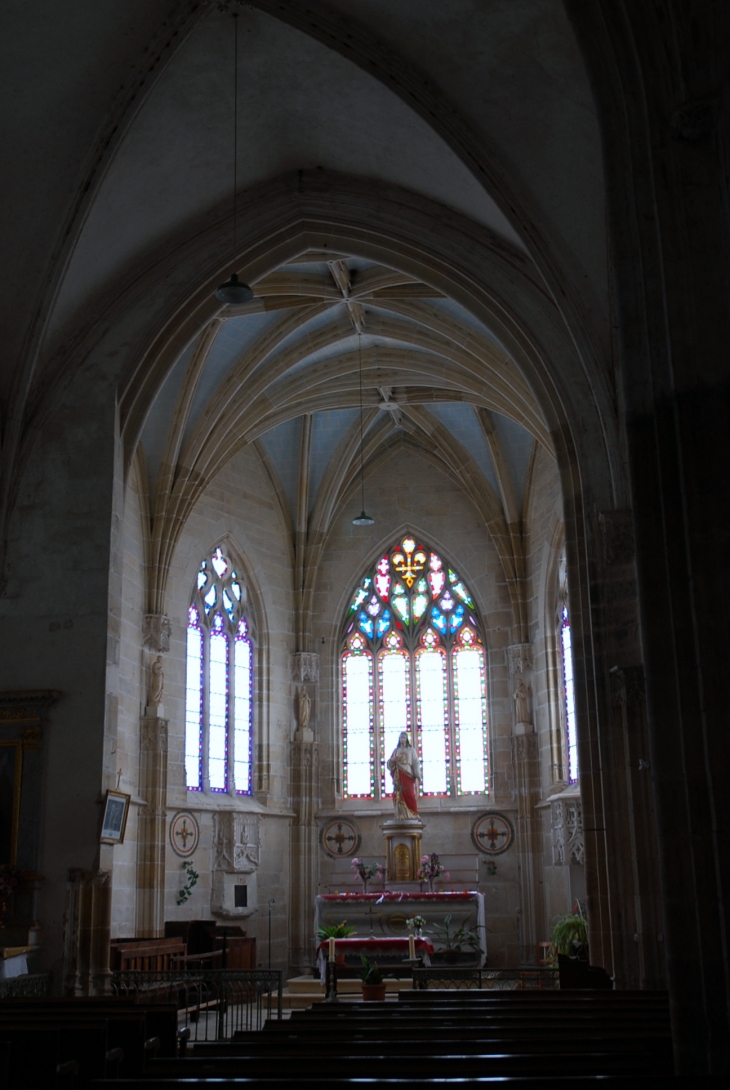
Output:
[
  {"xmin": 471, "ymin": 812, "xmax": 514, "ymax": 856},
  {"xmin": 319, "ymin": 819, "xmax": 361, "ymax": 859}
]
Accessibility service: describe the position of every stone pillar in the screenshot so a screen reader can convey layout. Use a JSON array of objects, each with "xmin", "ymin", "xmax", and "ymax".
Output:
[
  {"xmin": 62, "ymin": 868, "xmax": 112, "ymax": 996},
  {"xmin": 135, "ymin": 715, "xmax": 168, "ymax": 937},
  {"xmin": 289, "ymin": 652, "xmax": 319, "ymax": 974},
  {"xmin": 508, "ymin": 644, "xmax": 543, "ymax": 963}
]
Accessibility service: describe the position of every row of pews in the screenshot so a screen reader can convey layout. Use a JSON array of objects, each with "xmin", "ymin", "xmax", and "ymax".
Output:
[
  {"xmin": 3, "ymin": 988, "xmax": 693, "ymax": 1087},
  {"xmin": 0, "ymin": 997, "xmax": 177, "ymax": 1088}
]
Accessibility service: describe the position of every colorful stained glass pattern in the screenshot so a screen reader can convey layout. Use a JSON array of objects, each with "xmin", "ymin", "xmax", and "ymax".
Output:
[
  {"xmin": 453, "ymin": 645, "xmax": 487, "ymax": 793},
  {"xmin": 234, "ymin": 624, "xmax": 253, "ymax": 794},
  {"xmin": 378, "ymin": 649, "xmax": 411, "ymax": 792},
  {"xmin": 342, "ymin": 649, "xmax": 374, "ymax": 797},
  {"xmin": 561, "ymin": 607, "xmax": 579, "ymax": 783},
  {"xmin": 186, "ymin": 547, "xmax": 254, "ymax": 796},
  {"xmin": 341, "ymin": 536, "xmax": 488, "ymax": 801},
  {"xmin": 185, "ymin": 609, "xmax": 204, "ymax": 791}
]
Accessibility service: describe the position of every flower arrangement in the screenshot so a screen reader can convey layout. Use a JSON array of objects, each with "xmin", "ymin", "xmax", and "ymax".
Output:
[
  {"xmin": 416, "ymin": 852, "xmax": 450, "ymax": 887},
  {"xmin": 351, "ymin": 857, "xmax": 383, "ymax": 889},
  {"xmin": 406, "ymin": 914, "xmax": 427, "ymax": 933}
]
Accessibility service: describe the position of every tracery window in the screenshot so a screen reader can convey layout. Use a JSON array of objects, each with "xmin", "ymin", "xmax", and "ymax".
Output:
[
  {"xmin": 185, "ymin": 547, "xmax": 253, "ymax": 795},
  {"xmin": 341, "ymin": 536, "xmax": 488, "ymax": 800}
]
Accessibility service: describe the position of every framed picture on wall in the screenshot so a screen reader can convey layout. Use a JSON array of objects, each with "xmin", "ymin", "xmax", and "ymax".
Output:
[{"xmin": 100, "ymin": 790, "xmax": 130, "ymax": 844}]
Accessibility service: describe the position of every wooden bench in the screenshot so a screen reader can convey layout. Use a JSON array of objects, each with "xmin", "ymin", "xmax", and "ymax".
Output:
[{"xmin": 110, "ymin": 938, "xmax": 187, "ymax": 972}]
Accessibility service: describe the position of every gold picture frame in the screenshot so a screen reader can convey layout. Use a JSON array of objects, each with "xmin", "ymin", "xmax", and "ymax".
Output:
[{"xmin": 100, "ymin": 790, "xmax": 130, "ymax": 844}]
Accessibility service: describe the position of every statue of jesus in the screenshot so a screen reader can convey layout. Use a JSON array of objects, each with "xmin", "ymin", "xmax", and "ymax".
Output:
[{"xmin": 387, "ymin": 732, "xmax": 421, "ymax": 819}]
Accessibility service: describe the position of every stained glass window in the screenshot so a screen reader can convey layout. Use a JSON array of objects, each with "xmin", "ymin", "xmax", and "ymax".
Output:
[
  {"xmin": 342, "ymin": 537, "xmax": 488, "ymax": 800},
  {"xmin": 186, "ymin": 546, "xmax": 254, "ymax": 795},
  {"xmin": 560, "ymin": 605, "xmax": 579, "ymax": 783}
]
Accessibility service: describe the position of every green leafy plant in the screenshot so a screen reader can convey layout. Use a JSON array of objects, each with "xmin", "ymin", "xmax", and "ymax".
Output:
[
  {"xmin": 176, "ymin": 859, "xmax": 199, "ymax": 906},
  {"xmin": 317, "ymin": 921, "xmax": 357, "ymax": 940},
  {"xmin": 429, "ymin": 912, "xmax": 483, "ymax": 953},
  {"xmin": 358, "ymin": 954, "xmax": 384, "ymax": 985},
  {"xmin": 550, "ymin": 902, "xmax": 588, "ymax": 957}
]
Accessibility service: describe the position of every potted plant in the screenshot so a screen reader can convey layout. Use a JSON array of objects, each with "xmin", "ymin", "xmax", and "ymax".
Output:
[
  {"xmin": 550, "ymin": 902, "xmax": 588, "ymax": 961},
  {"xmin": 317, "ymin": 921, "xmax": 356, "ymax": 964},
  {"xmin": 358, "ymin": 954, "xmax": 387, "ymax": 1001},
  {"xmin": 429, "ymin": 913, "xmax": 484, "ymax": 964}
]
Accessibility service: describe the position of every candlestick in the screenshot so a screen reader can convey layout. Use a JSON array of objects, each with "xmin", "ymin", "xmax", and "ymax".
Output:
[
  {"xmin": 408, "ymin": 933, "xmax": 416, "ymax": 959},
  {"xmin": 329, "ymin": 937, "xmax": 336, "ymax": 961}
]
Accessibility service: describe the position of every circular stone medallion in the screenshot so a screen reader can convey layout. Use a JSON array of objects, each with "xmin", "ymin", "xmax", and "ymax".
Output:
[
  {"xmin": 319, "ymin": 819, "xmax": 361, "ymax": 858},
  {"xmin": 169, "ymin": 811, "xmax": 200, "ymax": 857},
  {"xmin": 471, "ymin": 812, "xmax": 514, "ymax": 856}
]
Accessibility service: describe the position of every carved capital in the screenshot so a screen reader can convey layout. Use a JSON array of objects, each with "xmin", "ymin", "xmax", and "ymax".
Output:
[
  {"xmin": 142, "ymin": 614, "xmax": 171, "ymax": 653},
  {"xmin": 507, "ymin": 644, "xmax": 533, "ymax": 676},
  {"xmin": 291, "ymin": 652, "xmax": 319, "ymax": 683},
  {"xmin": 140, "ymin": 717, "xmax": 168, "ymax": 752}
]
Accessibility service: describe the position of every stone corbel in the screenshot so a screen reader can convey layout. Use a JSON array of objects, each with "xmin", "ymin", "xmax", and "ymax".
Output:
[
  {"xmin": 291, "ymin": 652, "xmax": 319, "ymax": 683},
  {"xmin": 142, "ymin": 614, "xmax": 171, "ymax": 653}
]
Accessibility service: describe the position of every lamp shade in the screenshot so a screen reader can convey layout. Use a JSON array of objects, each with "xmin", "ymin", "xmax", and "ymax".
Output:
[
  {"xmin": 215, "ymin": 273, "xmax": 253, "ymax": 305},
  {"xmin": 352, "ymin": 510, "xmax": 375, "ymax": 526}
]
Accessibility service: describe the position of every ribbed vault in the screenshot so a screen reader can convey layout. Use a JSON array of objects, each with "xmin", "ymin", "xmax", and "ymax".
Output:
[{"xmin": 139, "ymin": 249, "xmax": 552, "ymax": 645}]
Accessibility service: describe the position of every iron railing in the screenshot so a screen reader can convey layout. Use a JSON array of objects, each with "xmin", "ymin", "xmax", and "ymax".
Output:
[
  {"xmin": 411, "ymin": 966, "xmax": 558, "ymax": 991},
  {"xmin": 0, "ymin": 973, "xmax": 52, "ymax": 998},
  {"xmin": 110, "ymin": 969, "xmax": 282, "ymax": 1039}
]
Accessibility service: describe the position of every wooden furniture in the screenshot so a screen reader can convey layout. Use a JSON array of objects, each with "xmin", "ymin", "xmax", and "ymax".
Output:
[
  {"xmin": 164, "ymin": 920, "xmax": 255, "ymax": 970},
  {"xmin": 109, "ymin": 937, "xmax": 186, "ymax": 972}
]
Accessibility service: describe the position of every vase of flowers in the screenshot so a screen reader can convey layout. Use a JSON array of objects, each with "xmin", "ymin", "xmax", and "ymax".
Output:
[
  {"xmin": 406, "ymin": 914, "xmax": 427, "ymax": 939},
  {"xmin": 416, "ymin": 852, "xmax": 450, "ymax": 892},
  {"xmin": 351, "ymin": 857, "xmax": 383, "ymax": 894}
]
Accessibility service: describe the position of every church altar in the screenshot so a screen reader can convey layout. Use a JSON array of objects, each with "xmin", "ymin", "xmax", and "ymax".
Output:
[
  {"xmin": 315, "ymin": 936, "xmax": 435, "ymax": 982},
  {"xmin": 315, "ymin": 891, "xmax": 485, "ymax": 964}
]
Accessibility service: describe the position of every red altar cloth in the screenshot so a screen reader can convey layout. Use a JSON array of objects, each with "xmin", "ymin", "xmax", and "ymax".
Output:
[
  {"xmin": 316, "ymin": 936, "xmax": 434, "ymax": 982},
  {"xmin": 320, "ymin": 891, "xmax": 476, "ymax": 902}
]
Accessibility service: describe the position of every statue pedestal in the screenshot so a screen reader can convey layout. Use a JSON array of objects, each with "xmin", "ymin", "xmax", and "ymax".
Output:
[{"xmin": 382, "ymin": 818, "xmax": 424, "ymax": 882}]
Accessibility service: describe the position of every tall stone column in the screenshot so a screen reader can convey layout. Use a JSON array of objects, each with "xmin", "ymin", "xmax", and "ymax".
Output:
[
  {"xmin": 136, "ymin": 621, "xmax": 170, "ymax": 937},
  {"xmin": 508, "ymin": 644, "xmax": 543, "ymax": 963},
  {"xmin": 289, "ymin": 652, "xmax": 319, "ymax": 974}
]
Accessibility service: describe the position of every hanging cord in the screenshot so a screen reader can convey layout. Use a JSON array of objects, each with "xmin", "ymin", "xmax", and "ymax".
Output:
[
  {"xmin": 358, "ymin": 332, "xmax": 366, "ymax": 511},
  {"xmin": 232, "ymin": 12, "xmax": 239, "ymax": 265}
]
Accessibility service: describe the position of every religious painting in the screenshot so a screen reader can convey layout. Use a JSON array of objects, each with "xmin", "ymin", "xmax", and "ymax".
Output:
[
  {"xmin": 169, "ymin": 811, "xmax": 200, "ymax": 857},
  {"xmin": 319, "ymin": 819, "xmax": 361, "ymax": 859},
  {"xmin": 471, "ymin": 811, "xmax": 514, "ymax": 855},
  {"xmin": 100, "ymin": 790, "xmax": 130, "ymax": 844},
  {"xmin": 0, "ymin": 740, "xmax": 22, "ymax": 865}
]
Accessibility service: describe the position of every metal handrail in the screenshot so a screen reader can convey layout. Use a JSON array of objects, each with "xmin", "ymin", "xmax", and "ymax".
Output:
[{"xmin": 110, "ymin": 968, "xmax": 282, "ymax": 1038}]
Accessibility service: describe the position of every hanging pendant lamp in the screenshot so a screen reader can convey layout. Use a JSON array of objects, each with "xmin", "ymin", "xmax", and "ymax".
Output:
[
  {"xmin": 353, "ymin": 332, "xmax": 374, "ymax": 526},
  {"xmin": 215, "ymin": 13, "xmax": 253, "ymax": 305}
]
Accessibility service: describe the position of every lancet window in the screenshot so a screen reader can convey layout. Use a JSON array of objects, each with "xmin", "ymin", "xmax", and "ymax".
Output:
[
  {"xmin": 341, "ymin": 536, "xmax": 488, "ymax": 800},
  {"xmin": 557, "ymin": 558, "xmax": 579, "ymax": 783},
  {"xmin": 185, "ymin": 546, "xmax": 253, "ymax": 795}
]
